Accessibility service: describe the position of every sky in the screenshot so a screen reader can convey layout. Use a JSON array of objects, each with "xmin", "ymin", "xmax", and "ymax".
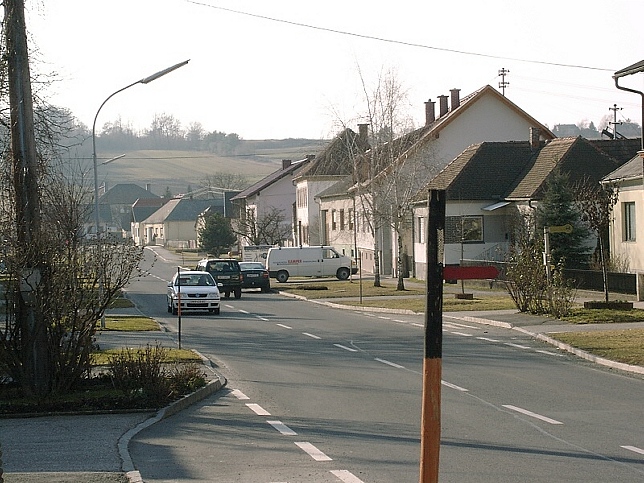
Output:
[{"xmin": 23, "ymin": 0, "xmax": 644, "ymax": 140}]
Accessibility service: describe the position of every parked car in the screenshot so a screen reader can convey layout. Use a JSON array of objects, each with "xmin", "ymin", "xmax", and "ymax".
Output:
[
  {"xmin": 167, "ymin": 270, "xmax": 220, "ymax": 315},
  {"xmin": 196, "ymin": 258, "xmax": 243, "ymax": 299},
  {"xmin": 239, "ymin": 261, "xmax": 271, "ymax": 293}
]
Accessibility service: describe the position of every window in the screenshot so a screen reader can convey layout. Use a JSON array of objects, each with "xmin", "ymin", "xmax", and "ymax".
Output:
[
  {"xmin": 455, "ymin": 215, "xmax": 483, "ymax": 243},
  {"xmin": 331, "ymin": 210, "xmax": 337, "ymax": 230},
  {"xmin": 624, "ymin": 202, "xmax": 636, "ymax": 242},
  {"xmin": 339, "ymin": 209, "xmax": 345, "ymax": 230},
  {"xmin": 416, "ymin": 217, "xmax": 426, "ymax": 243},
  {"xmin": 348, "ymin": 208, "xmax": 354, "ymax": 230}
]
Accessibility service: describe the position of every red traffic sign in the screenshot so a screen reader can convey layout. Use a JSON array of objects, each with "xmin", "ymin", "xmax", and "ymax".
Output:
[{"xmin": 443, "ymin": 265, "xmax": 499, "ymax": 280}]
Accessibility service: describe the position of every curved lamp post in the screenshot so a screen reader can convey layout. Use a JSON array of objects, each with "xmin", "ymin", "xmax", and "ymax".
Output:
[{"xmin": 92, "ymin": 59, "xmax": 189, "ymax": 327}]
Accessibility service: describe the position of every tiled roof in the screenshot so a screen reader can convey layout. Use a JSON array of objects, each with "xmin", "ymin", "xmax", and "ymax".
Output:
[
  {"xmin": 143, "ymin": 198, "xmax": 223, "ymax": 224},
  {"xmin": 315, "ymin": 175, "xmax": 355, "ymax": 199},
  {"xmin": 99, "ymin": 183, "xmax": 159, "ymax": 204},
  {"xmin": 589, "ymin": 138, "xmax": 641, "ymax": 165},
  {"xmin": 231, "ymin": 157, "xmax": 312, "ymax": 200},
  {"xmin": 294, "ymin": 128, "xmax": 369, "ymax": 179},
  {"xmin": 603, "ymin": 154, "xmax": 643, "ymax": 182}
]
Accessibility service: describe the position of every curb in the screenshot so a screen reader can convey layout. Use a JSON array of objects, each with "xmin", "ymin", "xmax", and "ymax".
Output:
[
  {"xmin": 284, "ymin": 291, "xmax": 644, "ymax": 376},
  {"xmin": 119, "ymin": 353, "xmax": 227, "ymax": 481}
]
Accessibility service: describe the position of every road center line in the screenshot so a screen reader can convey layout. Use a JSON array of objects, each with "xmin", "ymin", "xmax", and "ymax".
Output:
[
  {"xmin": 504, "ymin": 342, "xmax": 531, "ymax": 349},
  {"xmin": 622, "ymin": 445, "xmax": 644, "ymax": 455},
  {"xmin": 441, "ymin": 380, "xmax": 469, "ymax": 392},
  {"xmin": 303, "ymin": 332, "xmax": 321, "ymax": 339},
  {"xmin": 334, "ymin": 343, "xmax": 358, "ymax": 352},
  {"xmin": 295, "ymin": 442, "xmax": 332, "ymax": 461},
  {"xmin": 237, "ymin": 308, "xmax": 249, "ymax": 313},
  {"xmin": 230, "ymin": 389, "xmax": 250, "ymax": 400},
  {"xmin": 502, "ymin": 404, "xmax": 563, "ymax": 424},
  {"xmin": 477, "ymin": 336, "xmax": 500, "ymax": 342},
  {"xmin": 246, "ymin": 403, "xmax": 271, "ymax": 416},
  {"xmin": 256, "ymin": 316, "xmax": 269, "ymax": 321},
  {"xmin": 411, "ymin": 323, "xmax": 424, "ymax": 328},
  {"xmin": 267, "ymin": 420, "xmax": 297, "ymax": 435},
  {"xmin": 330, "ymin": 469, "xmax": 366, "ymax": 482},
  {"xmin": 450, "ymin": 331, "xmax": 473, "ymax": 337},
  {"xmin": 535, "ymin": 349, "xmax": 564, "ymax": 357},
  {"xmin": 375, "ymin": 357, "xmax": 405, "ymax": 369},
  {"xmin": 276, "ymin": 323, "xmax": 292, "ymax": 329}
]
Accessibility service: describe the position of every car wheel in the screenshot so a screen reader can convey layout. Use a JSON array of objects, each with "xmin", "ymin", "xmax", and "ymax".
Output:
[
  {"xmin": 167, "ymin": 299, "xmax": 172, "ymax": 313},
  {"xmin": 276, "ymin": 270, "xmax": 289, "ymax": 283},
  {"xmin": 214, "ymin": 307, "xmax": 220, "ymax": 315},
  {"xmin": 337, "ymin": 267, "xmax": 350, "ymax": 280},
  {"xmin": 261, "ymin": 285, "xmax": 271, "ymax": 293},
  {"xmin": 234, "ymin": 288, "xmax": 242, "ymax": 299},
  {"xmin": 224, "ymin": 291, "xmax": 230, "ymax": 298},
  {"xmin": 172, "ymin": 305, "xmax": 178, "ymax": 315}
]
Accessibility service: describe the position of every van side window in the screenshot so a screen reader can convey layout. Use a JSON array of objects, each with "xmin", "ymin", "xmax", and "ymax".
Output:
[{"xmin": 322, "ymin": 249, "xmax": 338, "ymax": 259}]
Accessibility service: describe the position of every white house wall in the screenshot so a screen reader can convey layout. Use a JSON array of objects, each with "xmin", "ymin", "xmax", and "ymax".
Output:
[{"xmin": 610, "ymin": 178, "xmax": 644, "ymax": 272}]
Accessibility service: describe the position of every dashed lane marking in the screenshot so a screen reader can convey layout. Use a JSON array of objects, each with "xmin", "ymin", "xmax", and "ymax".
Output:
[
  {"xmin": 267, "ymin": 420, "xmax": 297, "ymax": 436},
  {"xmin": 375, "ymin": 357, "xmax": 405, "ymax": 369},
  {"xmin": 330, "ymin": 469, "xmax": 366, "ymax": 482},
  {"xmin": 246, "ymin": 403, "xmax": 271, "ymax": 416},
  {"xmin": 504, "ymin": 342, "xmax": 531, "ymax": 349},
  {"xmin": 477, "ymin": 336, "xmax": 501, "ymax": 342},
  {"xmin": 303, "ymin": 332, "xmax": 322, "ymax": 339},
  {"xmin": 622, "ymin": 445, "xmax": 644, "ymax": 455},
  {"xmin": 503, "ymin": 404, "xmax": 563, "ymax": 425},
  {"xmin": 334, "ymin": 344, "xmax": 358, "ymax": 352},
  {"xmin": 295, "ymin": 442, "xmax": 333, "ymax": 461},
  {"xmin": 441, "ymin": 380, "xmax": 469, "ymax": 392},
  {"xmin": 276, "ymin": 323, "xmax": 292, "ymax": 329},
  {"xmin": 230, "ymin": 389, "xmax": 250, "ymax": 400}
]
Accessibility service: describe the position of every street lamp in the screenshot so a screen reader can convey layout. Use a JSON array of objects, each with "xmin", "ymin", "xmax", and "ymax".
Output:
[{"xmin": 92, "ymin": 59, "xmax": 189, "ymax": 327}]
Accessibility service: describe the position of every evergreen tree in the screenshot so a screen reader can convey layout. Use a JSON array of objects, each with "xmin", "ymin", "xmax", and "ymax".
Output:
[
  {"xmin": 536, "ymin": 170, "xmax": 591, "ymax": 269},
  {"xmin": 198, "ymin": 212, "xmax": 237, "ymax": 256}
]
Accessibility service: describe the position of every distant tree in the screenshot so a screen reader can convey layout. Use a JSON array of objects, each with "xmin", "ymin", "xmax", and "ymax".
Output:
[
  {"xmin": 234, "ymin": 207, "xmax": 291, "ymax": 246},
  {"xmin": 203, "ymin": 172, "xmax": 248, "ymax": 192},
  {"xmin": 163, "ymin": 186, "xmax": 173, "ymax": 199},
  {"xmin": 186, "ymin": 122, "xmax": 204, "ymax": 149},
  {"xmin": 536, "ymin": 170, "xmax": 591, "ymax": 269},
  {"xmin": 199, "ymin": 212, "xmax": 237, "ymax": 255}
]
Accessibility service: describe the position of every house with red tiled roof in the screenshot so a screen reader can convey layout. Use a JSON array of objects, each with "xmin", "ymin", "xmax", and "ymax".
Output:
[
  {"xmin": 315, "ymin": 85, "xmax": 556, "ymax": 276},
  {"xmin": 412, "ymin": 136, "xmax": 623, "ymax": 277}
]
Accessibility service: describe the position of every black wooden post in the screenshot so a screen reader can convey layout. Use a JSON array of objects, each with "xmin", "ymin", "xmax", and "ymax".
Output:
[{"xmin": 420, "ymin": 189, "xmax": 445, "ymax": 482}]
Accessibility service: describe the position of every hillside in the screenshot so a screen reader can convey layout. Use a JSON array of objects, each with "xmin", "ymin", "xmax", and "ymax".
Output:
[{"xmin": 87, "ymin": 140, "xmax": 326, "ymax": 196}]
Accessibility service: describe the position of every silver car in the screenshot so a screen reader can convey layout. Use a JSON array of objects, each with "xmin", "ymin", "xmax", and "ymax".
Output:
[{"xmin": 167, "ymin": 270, "xmax": 221, "ymax": 315}]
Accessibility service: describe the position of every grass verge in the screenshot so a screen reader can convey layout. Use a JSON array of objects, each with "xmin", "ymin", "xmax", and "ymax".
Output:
[
  {"xmin": 97, "ymin": 315, "xmax": 160, "ymax": 331},
  {"xmin": 550, "ymin": 329, "xmax": 644, "ymax": 366}
]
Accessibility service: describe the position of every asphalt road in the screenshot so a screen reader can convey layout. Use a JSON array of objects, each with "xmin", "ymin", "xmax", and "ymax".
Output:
[{"xmin": 123, "ymin": 247, "xmax": 644, "ymax": 482}]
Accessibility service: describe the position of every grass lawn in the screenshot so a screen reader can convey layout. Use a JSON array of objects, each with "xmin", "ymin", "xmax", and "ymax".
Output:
[
  {"xmin": 91, "ymin": 347, "xmax": 202, "ymax": 365},
  {"xmin": 561, "ymin": 308, "xmax": 644, "ymax": 324},
  {"xmin": 97, "ymin": 315, "xmax": 160, "ymax": 331},
  {"xmin": 550, "ymin": 329, "xmax": 644, "ymax": 366}
]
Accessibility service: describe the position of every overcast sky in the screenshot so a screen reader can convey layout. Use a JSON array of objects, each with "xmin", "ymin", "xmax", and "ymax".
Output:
[{"xmin": 25, "ymin": 0, "xmax": 644, "ymax": 140}]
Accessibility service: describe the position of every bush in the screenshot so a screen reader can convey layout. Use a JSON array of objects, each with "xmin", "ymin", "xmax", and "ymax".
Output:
[{"xmin": 107, "ymin": 343, "xmax": 169, "ymax": 403}]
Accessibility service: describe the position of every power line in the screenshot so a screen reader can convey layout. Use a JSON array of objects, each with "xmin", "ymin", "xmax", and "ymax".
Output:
[{"xmin": 187, "ymin": 1, "xmax": 615, "ymax": 72}]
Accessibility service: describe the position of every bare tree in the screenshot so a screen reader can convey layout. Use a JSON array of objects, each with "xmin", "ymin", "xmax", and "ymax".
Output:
[
  {"xmin": 203, "ymin": 172, "xmax": 249, "ymax": 192},
  {"xmin": 574, "ymin": 179, "xmax": 619, "ymax": 303},
  {"xmin": 234, "ymin": 206, "xmax": 291, "ymax": 246}
]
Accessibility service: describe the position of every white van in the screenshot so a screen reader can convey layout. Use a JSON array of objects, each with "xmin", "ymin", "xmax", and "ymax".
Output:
[{"xmin": 267, "ymin": 246, "xmax": 356, "ymax": 283}]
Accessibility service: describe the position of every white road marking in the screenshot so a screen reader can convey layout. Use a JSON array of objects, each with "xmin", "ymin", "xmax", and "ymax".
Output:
[
  {"xmin": 276, "ymin": 323, "xmax": 292, "ymax": 329},
  {"xmin": 230, "ymin": 389, "xmax": 249, "ymax": 400},
  {"xmin": 535, "ymin": 349, "xmax": 564, "ymax": 357},
  {"xmin": 503, "ymin": 404, "xmax": 563, "ymax": 425},
  {"xmin": 246, "ymin": 403, "xmax": 271, "ymax": 416},
  {"xmin": 504, "ymin": 342, "xmax": 531, "ymax": 349},
  {"xmin": 256, "ymin": 316, "xmax": 269, "ymax": 321},
  {"xmin": 441, "ymin": 380, "xmax": 469, "ymax": 392},
  {"xmin": 295, "ymin": 442, "xmax": 332, "ymax": 461},
  {"xmin": 236, "ymin": 307, "xmax": 247, "ymax": 312},
  {"xmin": 267, "ymin": 420, "xmax": 297, "ymax": 436},
  {"xmin": 450, "ymin": 331, "xmax": 473, "ymax": 337},
  {"xmin": 622, "ymin": 445, "xmax": 644, "ymax": 455},
  {"xmin": 375, "ymin": 358, "xmax": 405, "ymax": 369},
  {"xmin": 378, "ymin": 316, "xmax": 390, "ymax": 320},
  {"xmin": 445, "ymin": 321, "xmax": 480, "ymax": 330},
  {"xmin": 477, "ymin": 336, "xmax": 500, "ymax": 342},
  {"xmin": 330, "ymin": 469, "xmax": 366, "ymax": 482},
  {"xmin": 411, "ymin": 323, "xmax": 424, "ymax": 328},
  {"xmin": 334, "ymin": 344, "xmax": 358, "ymax": 352},
  {"xmin": 393, "ymin": 319, "xmax": 407, "ymax": 323},
  {"xmin": 303, "ymin": 332, "xmax": 321, "ymax": 339}
]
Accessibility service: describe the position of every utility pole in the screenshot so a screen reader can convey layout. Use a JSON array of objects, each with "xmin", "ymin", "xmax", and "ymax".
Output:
[
  {"xmin": 498, "ymin": 68, "xmax": 510, "ymax": 96},
  {"xmin": 419, "ymin": 189, "xmax": 445, "ymax": 483},
  {"xmin": 609, "ymin": 103, "xmax": 623, "ymax": 139},
  {"xmin": 5, "ymin": 0, "xmax": 49, "ymax": 395}
]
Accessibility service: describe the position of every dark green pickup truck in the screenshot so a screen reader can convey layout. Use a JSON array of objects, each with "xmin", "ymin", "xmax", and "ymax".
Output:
[{"xmin": 196, "ymin": 258, "xmax": 242, "ymax": 299}]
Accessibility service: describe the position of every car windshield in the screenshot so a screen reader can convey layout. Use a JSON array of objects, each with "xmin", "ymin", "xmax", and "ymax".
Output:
[
  {"xmin": 211, "ymin": 261, "xmax": 236, "ymax": 271},
  {"xmin": 240, "ymin": 263, "xmax": 265, "ymax": 270},
  {"xmin": 175, "ymin": 274, "xmax": 215, "ymax": 286}
]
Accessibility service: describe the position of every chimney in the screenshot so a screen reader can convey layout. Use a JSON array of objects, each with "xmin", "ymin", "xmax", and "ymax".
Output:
[
  {"xmin": 529, "ymin": 127, "xmax": 541, "ymax": 149},
  {"xmin": 438, "ymin": 95, "xmax": 449, "ymax": 117},
  {"xmin": 450, "ymin": 88, "xmax": 460, "ymax": 110},
  {"xmin": 282, "ymin": 159, "xmax": 292, "ymax": 170},
  {"xmin": 358, "ymin": 123, "xmax": 369, "ymax": 145},
  {"xmin": 424, "ymin": 99, "xmax": 435, "ymax": 125}
]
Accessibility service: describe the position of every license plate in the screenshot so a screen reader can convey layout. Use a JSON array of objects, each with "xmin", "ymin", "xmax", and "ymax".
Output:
[
  {"xmin": 246, "ymin": 273, "xmax": 259, "ymax": 277},
  {"xmin": 218, "ymin": 275, "xmax": 230, "ymax": 280}
]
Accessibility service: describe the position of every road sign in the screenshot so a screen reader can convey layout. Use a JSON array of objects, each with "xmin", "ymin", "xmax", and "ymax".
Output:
[
  {"xmin": 443, "ymin": 265, "xmax": 499, "ymax": 280},
  {"xmin": 549, "ymin": 224, "xmax": 573, "ymax": 234}
]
